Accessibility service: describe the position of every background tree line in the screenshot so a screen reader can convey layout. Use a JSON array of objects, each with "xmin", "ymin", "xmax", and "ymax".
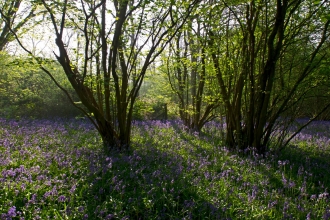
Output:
[{"xmin": 0, "ymin": 0, "xmax": 329, "ymax": 154}]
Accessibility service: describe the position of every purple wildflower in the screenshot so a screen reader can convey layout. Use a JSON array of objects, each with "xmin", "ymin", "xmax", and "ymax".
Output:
[
  {"xmin": 283, "ymin": 200, "xmax": 289, "ymax": 215},
  {"xmin": 70, "ymin": 185, "xmax": 76, "ymax": 194},
  {"xmin": 281, "ymin": 173, "xmax": 288, "ymax": 187},
  {"xmin": 7, "ymin": 206, "xmax": 16, "ymax": 217},
  {"xmin": 29, "ymin": 194, "xmax": 37, "ymax": 204},
  {"xmin": 310, "ymin": 194, "xmax": 317, "ymax": 200},
  {"xmin": 324, "ymin": 209, "xmax": 330, "ymax": 220},
  {"xmin": 78, "ymin": 206, "xmax": 85, "ymax": 212},
  {"xmin": 184, "ymin": 200, "xmax": 195, "ymax": 209},
  {"xmin": 288, "ymin": 180, "xmax": 295, "ymax": 188},
  {"xmin": 267, "ymin": 200, "xmax": 277, "ymax": 209},
  {"xmin": 58, "ymin": 195, "xmax": 66, "ymax": 202},
  {"xmin": 106, "ymin": 214, "xmax": 115, "ymax": 219}
]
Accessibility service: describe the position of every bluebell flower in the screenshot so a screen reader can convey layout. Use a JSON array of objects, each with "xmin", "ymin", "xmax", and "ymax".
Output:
[
  {"xmin": 106, "ymin": 214, "xmax": 115, "ymax": 219},
  {"xmin": 7, "ymin": 206, "xmax": 16, "ymax": 217},
  {"xmin": 58, "ymin": 195, "xmax": 66, "ymax": 202},
  {"xmin": 323, "ymin": 208, "xmax": 330, "ymax": 220},
  {"xmin": 78, "ymin": 206, "xmax": 85, "ymax": 212}
]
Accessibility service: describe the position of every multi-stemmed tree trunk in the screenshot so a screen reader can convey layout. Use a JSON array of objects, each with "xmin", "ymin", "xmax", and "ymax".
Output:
[
  {"xmin": 10, "ymin": 0, "xmax": 199, "ymax": 152},
  {"xmin": 166, "ymin": 16, "xmax": 219, "ymax": 132},
  {"xmin": 207, "ymin": 0, "xmax": 330, "ymax": 154}
]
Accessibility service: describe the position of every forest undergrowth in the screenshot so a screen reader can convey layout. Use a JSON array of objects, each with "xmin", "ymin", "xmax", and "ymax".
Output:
[{"xmin": 0, "ymin": 118, "xmax": 329, "ymax": 219}]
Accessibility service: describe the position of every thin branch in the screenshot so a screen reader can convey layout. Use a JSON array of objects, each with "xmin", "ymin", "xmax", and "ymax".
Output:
[{"xmin": 5, "ymin": 18, "xmax": 100, "ymax": 131}]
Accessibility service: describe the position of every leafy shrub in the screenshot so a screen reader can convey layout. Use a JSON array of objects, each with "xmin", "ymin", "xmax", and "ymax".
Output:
[{"xmin": 0, "ymin": 53, "xmax": 81, "ymax": 119}]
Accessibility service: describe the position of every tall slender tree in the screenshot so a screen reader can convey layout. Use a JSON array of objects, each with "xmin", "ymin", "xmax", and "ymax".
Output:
[{"xmin": 165, "ymin": 11, "xmax": 220, "ymax": 131}]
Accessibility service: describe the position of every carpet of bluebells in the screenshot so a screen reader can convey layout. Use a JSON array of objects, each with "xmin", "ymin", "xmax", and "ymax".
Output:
[{"xmin": 0, "ymin": 118, "xmax": 329, "ymax": 219}]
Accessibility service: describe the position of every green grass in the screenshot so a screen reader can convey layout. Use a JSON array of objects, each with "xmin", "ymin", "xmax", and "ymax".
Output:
[{"xmin": 0, "ymin": 118, "xmax": 329, "ymax": 219}]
